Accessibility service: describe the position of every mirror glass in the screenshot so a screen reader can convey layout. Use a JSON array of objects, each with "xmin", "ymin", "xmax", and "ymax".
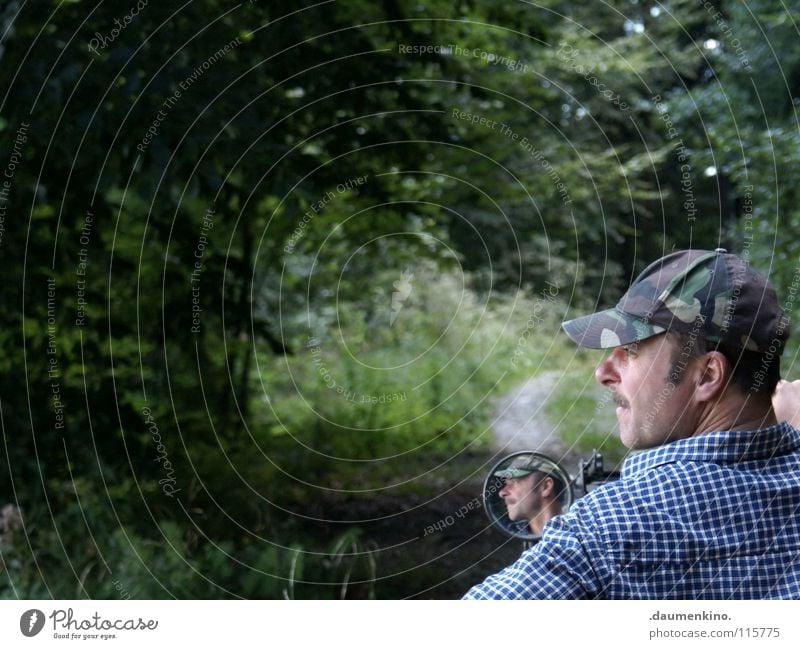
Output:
[{"xmin": 483, "ymin": 452, "xmax": 575, "ymax": 542}]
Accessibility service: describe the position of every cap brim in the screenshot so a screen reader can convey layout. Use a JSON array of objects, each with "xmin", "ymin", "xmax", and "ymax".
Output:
[
  {"xmin": 561, "ymin": 308, "xmax": 666, "ymax": 349},
  {"xmin": 493, "ymin": 468, "xmax": 534, "ymax": 479}
]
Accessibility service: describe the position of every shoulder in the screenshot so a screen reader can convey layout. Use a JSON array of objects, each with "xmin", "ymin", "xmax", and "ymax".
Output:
[
  {"xmin": 462, "ymin": 506, "xmax": 611, "ymax": 599},
  {"xmin": 564, "ymin": 461, "xmax": 706, "ymax": 542}
]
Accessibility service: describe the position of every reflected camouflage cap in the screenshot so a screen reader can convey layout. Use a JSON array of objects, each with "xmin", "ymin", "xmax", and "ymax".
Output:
[
  {"xmin": 561, "ymin": 249, "xmax": 789, "ymax": 352},
  {"xmin": 494, "ymin": 455, "xmax": 548, "ymax": 479}
]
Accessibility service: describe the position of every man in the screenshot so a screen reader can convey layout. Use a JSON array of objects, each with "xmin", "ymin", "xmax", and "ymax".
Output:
[
  {"xmin": 464, "ymin": 249, "xmax": 800, "ymax": 599},
  {"xmin": 494, "ymin": 457, "xmax": 565, "ymax": 536}
]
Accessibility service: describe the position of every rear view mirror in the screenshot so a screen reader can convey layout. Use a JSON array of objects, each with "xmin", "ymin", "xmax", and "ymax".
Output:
[{"xmin": 482, "ymin": 452, "xmax": 574, "ymax": 542}]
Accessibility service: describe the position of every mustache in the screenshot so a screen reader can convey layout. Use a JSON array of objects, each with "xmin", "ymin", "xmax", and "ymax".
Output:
[{"xmin": 612, "ymin": 392, "xmax": 630, "ymax": 408}]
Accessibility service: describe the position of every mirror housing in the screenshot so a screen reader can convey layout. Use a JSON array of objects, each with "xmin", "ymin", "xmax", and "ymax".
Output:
[
  {"xmin": 483, "ymin": 450, "xmax": 620, "ymax": 542},
  {"xmin": 482, "ymin": 452, "xmax": 574, "ymax": 542}
]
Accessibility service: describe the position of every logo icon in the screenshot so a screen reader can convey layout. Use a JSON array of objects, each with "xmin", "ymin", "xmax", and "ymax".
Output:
[{"xmin": 20, "ymin": 609, "xmax": 45, "ymax": 637}]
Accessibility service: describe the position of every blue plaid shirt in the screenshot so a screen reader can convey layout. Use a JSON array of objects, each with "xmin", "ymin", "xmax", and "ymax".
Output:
[{"xmin": 464, "ymin": 422, "xmax": 800, "ymax": 599}]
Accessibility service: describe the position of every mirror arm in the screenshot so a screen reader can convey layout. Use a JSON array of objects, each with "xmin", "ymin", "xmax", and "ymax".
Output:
[{"xmin": 576, "ymin": 449, "xmax": 621, "ymax": 496}]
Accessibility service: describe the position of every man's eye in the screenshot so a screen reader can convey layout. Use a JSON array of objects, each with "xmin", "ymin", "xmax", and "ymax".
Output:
[{"xmin": 623, "ymin": 346, "xmax": 637, "ymax": 358}]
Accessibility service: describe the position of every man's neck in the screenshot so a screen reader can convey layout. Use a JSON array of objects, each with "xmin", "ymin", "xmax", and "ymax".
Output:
[
  {"xmin": 528, "ymin": 502, "xmax": 561, "ymax": 536},
  {"xmin": 693, "ymin": 391, "xmax": 777, "ymax": 436}
]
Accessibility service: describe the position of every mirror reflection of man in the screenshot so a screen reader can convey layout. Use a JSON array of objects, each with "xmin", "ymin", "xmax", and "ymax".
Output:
[{"xmin": 494, "ymin": 458, "xmax": 564, "ymax": 536}]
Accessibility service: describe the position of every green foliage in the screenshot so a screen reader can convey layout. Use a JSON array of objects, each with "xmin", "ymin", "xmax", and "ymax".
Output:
[
  {"xmin": 253, "ymin": 267, "xmax": 566, "ymax": 489},
  {"xmin": 1, "ymin": 506, "xmax": 378, "ymax": 599}
]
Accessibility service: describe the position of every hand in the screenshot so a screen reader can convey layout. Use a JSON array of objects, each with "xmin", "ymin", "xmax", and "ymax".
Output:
[{"xmin": 773, "ymin": 380, "xmax": 800, "ymax": 428}]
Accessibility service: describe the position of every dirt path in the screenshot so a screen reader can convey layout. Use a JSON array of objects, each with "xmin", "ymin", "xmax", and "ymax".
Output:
[{"xmin": 490, "ymin": 370, "xmax": 581, "ymax": 468}]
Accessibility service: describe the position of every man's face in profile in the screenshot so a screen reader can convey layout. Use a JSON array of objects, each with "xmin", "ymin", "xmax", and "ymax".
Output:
[{"xmin": 498, "ymin": 472, "xmax": 545, "ymax": 524}]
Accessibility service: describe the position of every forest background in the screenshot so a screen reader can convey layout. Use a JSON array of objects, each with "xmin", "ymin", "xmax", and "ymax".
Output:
[{"xmin": 1, "ymin": 0, "xmax": 799, "ymax": 598}]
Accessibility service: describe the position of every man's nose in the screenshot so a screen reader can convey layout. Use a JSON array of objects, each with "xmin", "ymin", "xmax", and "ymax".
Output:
[
  {"xmin": 499, "ymin": 483, "xmax": 509, "ymax": 498},
  {"xmin": 595, "ymin": 348, "xmax": 622, "ymax": 386}
]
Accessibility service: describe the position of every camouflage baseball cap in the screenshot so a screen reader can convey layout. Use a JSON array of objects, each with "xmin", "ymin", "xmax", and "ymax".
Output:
[
  {"xmin": 494, "ymin": 455, "xmax": 548, "ymax": 479},
  {"xmin": 562, "ymin": 249, "xmax": 789, "ymax": 352}
]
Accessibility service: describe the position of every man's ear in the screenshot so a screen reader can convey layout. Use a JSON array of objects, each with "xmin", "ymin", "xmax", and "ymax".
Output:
[
  {"xmin": 540, "ymin": 476, "xmax": 555, "ymax": 497},
  {"xmin": 694, "ymin": 351, "xmax": 729, "ymax": 402}
]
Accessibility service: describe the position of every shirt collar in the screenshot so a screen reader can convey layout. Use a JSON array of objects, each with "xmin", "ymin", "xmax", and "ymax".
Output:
[{"xmin": 621, "ymin": 422, "xmax": 800, "ymax": 477}]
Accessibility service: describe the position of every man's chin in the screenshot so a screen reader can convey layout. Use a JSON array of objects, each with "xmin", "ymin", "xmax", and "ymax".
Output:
[
  {"xmin": 619, "ymin": 428, "xmax": 641, "ymax": 450},
  {"xmin": 620, "ymin": 430, "xmax": 663, "ymax": 451}
]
